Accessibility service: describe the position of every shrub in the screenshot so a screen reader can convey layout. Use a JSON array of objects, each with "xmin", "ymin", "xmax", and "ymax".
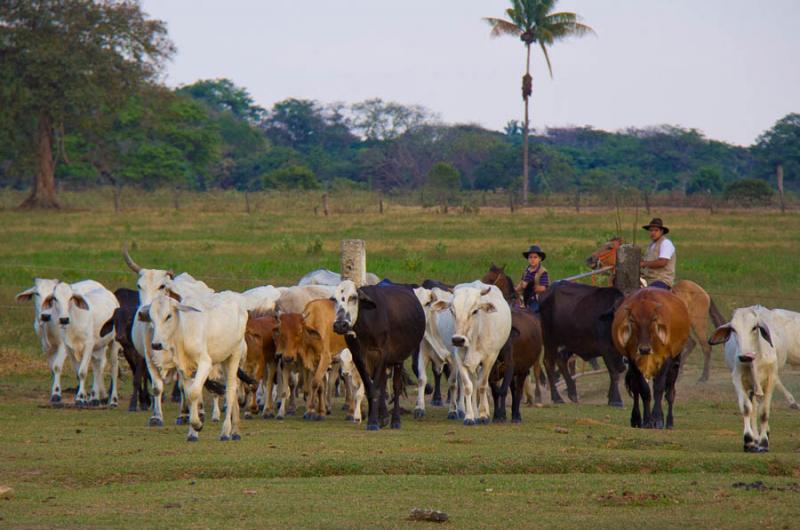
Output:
[
  {"xmin": 263, "ymin": 164, "xmax": 320, "ymax": 189},
  {"xmin": 724, "ymin": 178, "xmax": 773, "ymax": 207}
]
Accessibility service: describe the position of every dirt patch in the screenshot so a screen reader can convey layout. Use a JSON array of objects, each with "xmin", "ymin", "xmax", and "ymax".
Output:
[
  {"xmin": 732, "ymin": 481, "xmax": 800, "ymax": 493},
  {"xmin": 595, "ymin": 489, "xmax": 672, "ymax": 506}
]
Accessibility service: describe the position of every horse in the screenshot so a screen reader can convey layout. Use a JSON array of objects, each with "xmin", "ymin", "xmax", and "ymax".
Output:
[
  {"xmin": 586, "ymin": 237, "xmax": 726, "ymax": 382},
  {"xmin": 481, "ymin": 264, "xmax": 546, "ymax": 404}
]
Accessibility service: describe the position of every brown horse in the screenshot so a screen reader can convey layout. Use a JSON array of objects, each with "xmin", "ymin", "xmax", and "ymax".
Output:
[
  {"xmin": 481, "ymin": 264, "xmax": 546, "ymax": 404},
  {"xmin": 587, "ymin": 238, "xmax": 726, "ymax": 382}
]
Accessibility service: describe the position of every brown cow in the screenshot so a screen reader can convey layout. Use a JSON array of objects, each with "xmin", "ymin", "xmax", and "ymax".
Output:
[
  {"xmin": 612, "ymin": 288, "xmax": 691, "ymax": 429},
  {"xmin": 242, "ymin": 314, "xmax": 279, "ymax": 419},
  {"xmin": 489, "ymin": 309, "xmax": 542, "ymax": 423}
]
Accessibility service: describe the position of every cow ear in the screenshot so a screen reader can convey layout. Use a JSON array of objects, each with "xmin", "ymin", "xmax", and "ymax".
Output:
[
  {"xmin": 42, "ymin": 295, "xmax": 55, "ymax": 310},
  {"xmin": 655, "ymin": 323, "xmax": 669, "ymax": 345},
  {"xmin": 478, "ymin": 302, "xmax": 497, "ymax": 313},
  {"xmin": 357, "ymin": 289, "xmax": 376, "ymax": 309},
  {"xmin": 758, "ymin": 323, "xmax": 773, "ymax": 348},
  {"xmin": 15, "ymin": 287, "xmax": 36, "ymax": 302},
  {"xmin": 167, "ymin": 270, "xmax": 175, "ymax": 279},
  {"xmin": 176, "ymin": 304, "xmax": 201, "ymax": 313},
  {"xmin": 166, "ymin": 289, "xmax": 182, "ymax": 302},
  {"xmin": 431, "ymin": 300, "xmax": 450, "ymax": 313},
  {"xmin": 137, "ymin": 305, "xmax": 152, "ymax": 323},
  {"xmin": 480, "ymin": 287, "xmax": 491, "ymax": 297},
  {"xmin": 304, "ymin": 327, "xmax": 322, "ymax": 340},
  {"xmin": 509, "ymin": 326, "xmax": 520, "ymax": 339},
  {"xmin": 615, "ymin": 321, "xmax": 632, "ymax": 349},
  {"xmin": 70, "ymin": 295, "xmax": 90, "ymax": 311},
  {"xmin": 100, "ymin": 317, "xmax": 115, "ymax": 337},
  {"xmin": 708, "ymin": 324, "xmax": 732, "ymax": 345}
]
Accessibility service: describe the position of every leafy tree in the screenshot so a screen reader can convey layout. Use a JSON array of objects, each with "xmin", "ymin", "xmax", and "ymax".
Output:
[
  {"xmin": 725, "ymin": 178, "xmax": 773, "ymax": 207},
  {"xmin": 753, "ymin": 113, "xmax": 800, "ymax": 191},
  {"xmin": 263, "ymin": 164, "xmax": 320, "ymax": 190},
  {"xmin": 350, "ymin": 99, "xmax": 434, "ymax": 141},
  {"xmin": 0, "ymin": 0, "xmax": 174, "ymax": 208},
  {"xmin": 687, "ymin": 166, "xmax": 724, "ymax": 195},
  {"xmin": 425, "ymin": 162, "xmax": 460, "ymax": 212},
  {"xmin": 484, "ymin": 0, "xmax": 594, "ymax": 205},
  {"xmin": 177, "ymin": 79, "xmax": 266, "ymax": 124}
]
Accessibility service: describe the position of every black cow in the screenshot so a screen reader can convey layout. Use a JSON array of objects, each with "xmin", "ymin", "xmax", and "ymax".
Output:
[
  {"xmin": 332, "ymin": 282, "xmax": 426, "ymax": 431},
  {"xmin": 101, "ymin": 288, "xmax": 151, "ymax": 412},
  {"xmin": 538, "ymin": 281, "xmax": 626, "ymax": 406}
]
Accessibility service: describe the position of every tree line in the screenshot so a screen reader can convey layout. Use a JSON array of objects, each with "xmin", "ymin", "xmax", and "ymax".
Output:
[{"xmin": 1, "ymin": 1, "xmax": 798, "ymax": 208}]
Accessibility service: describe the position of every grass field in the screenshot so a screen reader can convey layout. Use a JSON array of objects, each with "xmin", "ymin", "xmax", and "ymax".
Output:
[{"xmin": 1, "ymin": 190, "xmax": 799, "ymax": 528}]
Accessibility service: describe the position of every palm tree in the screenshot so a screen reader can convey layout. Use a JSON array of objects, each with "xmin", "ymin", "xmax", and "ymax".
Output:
[{"xmin": 485, "ymin": 0, "xmax": 594, "ymax": 205}]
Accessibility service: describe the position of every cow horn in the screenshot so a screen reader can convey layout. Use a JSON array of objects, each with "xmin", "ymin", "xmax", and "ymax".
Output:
[{"xmin": 122, "ymin": 244, "xmax": 142, "ymax": 273}]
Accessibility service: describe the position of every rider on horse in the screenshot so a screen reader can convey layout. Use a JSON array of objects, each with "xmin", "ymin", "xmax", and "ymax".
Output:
[
  {"xmin": 515, "ymin": 244, "xmax": 550, "ymax": 313},
  {"xmin": 640, "ymin": 218, "xmax": 676, "ymax": 290}
]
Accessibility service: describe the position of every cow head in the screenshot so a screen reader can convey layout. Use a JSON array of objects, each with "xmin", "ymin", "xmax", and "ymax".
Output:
[
  {"xmin": 709, "ymin": 306, "xmax": 774, "ymax": 364},
  {"xmin": 123, "ymin": 246, "xmax": 176, "ymax": 306},
  {"xmin": 614, "ymin": 299, "xmax": 670, "ymax": 357},
  {"xmin": 138, "ymin": 294, "xmax": 200, "ymax": 352},
  {"xmin": 432, "ymin": 286, "xmax": 496, "ymax": 349},
  {"xmin": 332, "ymin": 280, "xmax": 375, "ymax": 335},
  {"xmin": 43, "ymin": 282, "xmax": 91, "ymax": 328},
  {"xmin": 273, "ymin": 313, "xmax": 311, "ymax": 363},
  {"xmin": 16, "ymin": 278, "xmax": 60, "ymax": 323}
]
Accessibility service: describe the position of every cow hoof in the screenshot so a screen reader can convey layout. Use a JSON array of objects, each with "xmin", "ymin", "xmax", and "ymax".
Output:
[
  {"xmin": 232, "ymin": 434, "xmax": 241, "ymax": 441},
  {"xmin": 552, "ymin": 397, "xmax": 565, "ymax": 405},
  {"xmin": 345, "ymin": 414, "xmax": 354, "ymax": 421},
  {"xmin": 244, "ymin": 412, "xmax": 253, "ymax": 420},
  {"xmin": 744, "ymin": 445, "xmax": 759, "ymax": 453},
  {"xmin": 276, "ymin": 415, "xmax": 284, "ymax": 421},
  {"xmin": 463, "ymin": 419, "xmax": 475, "ymax": 426},
  {"xmin": 148, "ymin": 417, "xmax": 164, "ymax": 427},
  {"xmin": 391, "ymin": 420, "xmax": 401, "ymax": 429},
  {"xmin": 479, "ymin": 417, "xmax": 491, "ymax": 425},
  {"xmin": 175, "ymin": 416, "xmax": 187, "ymax": 425},
  {"xmin": 262, "ymin": 412, "xmax": 275, "ymax": 420},
  {"xmin": 50, "ymin": 394, "xmax": 62, "ymax": 403},
  {"xmin": 446, "ymin": 412, "xmax": 458, "ymax": 420},
  {"xmin": 303, "ymin": 412, "xmax": 313, "ymax": 420},
  {"xmin": 431, "ymin": 399, "xmax": 444, "ymax": 407},
  {"xmin": 512, "ymin": 417, "xmax": 522, "ymax": 424},
  {"xmin": 187, "ymin": 434, "xmax": 199, "ymax": 442},
  {"xmin": 211, "ymin": 417, "xmax": 220, "ymax": 423},
  {"xmin": 314, "ymin": 414, "xmax": 325, "ymax": 422},
  {"xmin": 341, "ymin": 403, "xmax": 349, "ymax": 411},
  {"xmin": 568, "ymin": 394, "xmax": 579, "ymax": 404},
  {"xmin": 790, "ymin": 402, "xmax": 800, "ymax": 410},
  {"xmin": 413, "ymin": 408, "xmax": 424, "ymax": 419},
  {"xmin": 366, "ymin": 423, "xmax": 380, "ymax": 431},
  {"xmin": 128, "ymin": 405, "xmax": 137, "ymax": 412},
  {"xmin": 219, "ymin": 435, "xmax": 230, "ymax": 442},
  {"xmin": 608, "ymin": 400, "xmax": 624, "ymax": 408},
  {"xmin": 457, "ymin": 411, "xmax": 466, "ymax": 419},
  {"xmin": 90, "ymin": 399, "xmax": 101, "ymax": 407},
  {"xmin": 108, "ymin": 401, "xmax": 118, "ymax": 409},
  {"xmin": 492, "ymin": 417, "xmax": 506, "ymax": 424},
  {"xmin": 697, "ymin": 376, "xmax": 709, "ymax": 383}
]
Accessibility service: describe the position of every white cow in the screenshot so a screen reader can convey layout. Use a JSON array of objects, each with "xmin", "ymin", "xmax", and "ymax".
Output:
[
  {"xmin": 710, "ymin": 305, "xmax": 800, "ymax": 452},
  {"xmin": 298, "ymin": 269, "xmax": 380, "ymax": 287},
  {"xmin": 140, "ymin": 290, "xmax": 248, "ymax": 442},
  {"xmin": 240, "ymin": 285, "xmax": 282, "ymax": 315},
  {"xmin": 337, "ymin": 349, "xmax": 365, "ymax": 423},
  {"xmin": 431, "ymin": 281, "xmax": 512, "ymax": 425},
  {"xmin": 413, "ymin": 287, "xmax": 464, "ymax": 420},
  {"xmin": 44, "ymin": 281, "xmax": 119, "ymax": 407},
  {"xmin": 123, "ymin": 247, "xmax": 215, "ymax": 426}
]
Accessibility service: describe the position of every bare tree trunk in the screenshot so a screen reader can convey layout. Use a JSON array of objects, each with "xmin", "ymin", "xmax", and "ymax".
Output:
[
  {"xmin": 172, "ymin": 187, "xmax": 180, "ymax": 210},
  {"xmin": 508, "ymin": 190, "xmax": 515, "ymax": 213},
  {"xmin": 20, "ymin": 112, "xmax": 59, "ymax": 209},
  {"xmin": 574, "ymin": 189, "xmax": 580, "ymax": 213},
  {"xmin": 322, "ymin": 192, "xmax": 329, "ymax": 216},
  {"xmin": 113, "ymin": 184, "xmax": 122, "ymax": 213},
  {"xmin": 642, "ymin": 188, "xmax": 651, "ymax": 214},
  {"xmin": 777, "ymin": 164, "xmax": 785, "ymax": 213},
  {"xmin": 521, "ymin": 44, "xmax": 531, "ymax": 208},
  {"xmin": 244, "ymin": 191, "xmax": 251, "ymax": 214}
]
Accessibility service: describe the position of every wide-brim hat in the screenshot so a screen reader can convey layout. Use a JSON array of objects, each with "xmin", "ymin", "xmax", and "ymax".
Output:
[
  {"xmin": 642, "ymin": 218, "xmax": 669, "ymax": 235},
  {"xmin": 522, "ymin": 245, "xmax": 546, "ymax": 260}
]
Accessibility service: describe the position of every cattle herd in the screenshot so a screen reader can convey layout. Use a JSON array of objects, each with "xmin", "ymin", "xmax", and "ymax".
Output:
[{"xmin": 14, "ymin": 247, "xmax": 800, "ymax": 452}]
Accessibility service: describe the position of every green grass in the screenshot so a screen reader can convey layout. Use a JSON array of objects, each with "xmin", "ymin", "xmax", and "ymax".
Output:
[{"xmin": 1, "ymin": 191, "xmax": 800, "ymax": 527}]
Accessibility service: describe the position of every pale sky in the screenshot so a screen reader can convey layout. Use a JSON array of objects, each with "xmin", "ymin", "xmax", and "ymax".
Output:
[{"xmin": 141, "ymin": 0, "xmax": 800, "ymax": 147}]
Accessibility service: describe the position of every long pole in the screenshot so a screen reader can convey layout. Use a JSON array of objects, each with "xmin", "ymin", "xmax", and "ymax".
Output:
[{"xmin": 522, "ymin": 44, "xmax": 531, "ymax": 207}]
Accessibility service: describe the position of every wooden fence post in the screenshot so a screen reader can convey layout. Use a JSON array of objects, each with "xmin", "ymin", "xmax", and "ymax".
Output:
[
  {"xmin": 614, "ymin": 244, "xmax": 641, "ymax": 296},
  {"xmin": 322, "ymin": 192, "xmax": 330, "ymax": 216},
  {"xmin": 341, "ymin": 239, "xmax": 366, "ymax": 287}
]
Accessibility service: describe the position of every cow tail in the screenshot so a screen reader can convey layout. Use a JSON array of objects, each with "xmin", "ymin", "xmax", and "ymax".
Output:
[
  {"xmin": 708, "ymin": 298, "xmax": 726, "ymax": 328},
  {"xmin": 203, "ymin": 379, "xmax": 226, "ymax": 396},
  {"xmin": 237, "ymin": 368, "xmax": 259, "ymax": 388}
]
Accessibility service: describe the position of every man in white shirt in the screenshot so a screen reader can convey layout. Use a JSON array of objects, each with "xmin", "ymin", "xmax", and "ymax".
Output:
[{"xmin": 640, "ymin": 218, "xmax": 676, "ymax": 289}]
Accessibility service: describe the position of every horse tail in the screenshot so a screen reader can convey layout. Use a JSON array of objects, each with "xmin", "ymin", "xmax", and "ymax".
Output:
[{"xmin": 708, "ymin": 297, "xmax": 726, "ymax": 328}]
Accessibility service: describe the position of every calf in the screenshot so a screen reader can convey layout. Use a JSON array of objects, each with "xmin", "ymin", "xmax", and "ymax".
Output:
[
  {"xmin": 140, "ymin": 290, "xmax": 247, "ymax": 442},
  {"xmin": 489, "ymin": 309, "xmax": 542, "ymax": 423},
  {"xmin": 337, "ymin": 349, "xmax": 365, "ymax": 422},
  {"xmin": 613, "ymin": 288, "xmax": 690, "ymax": 429},
  {"xmin": 709, "ymin": 306, "xmax": 800, "ymax": 452},
  {"xmin": 242, "ymin": 314, "xmax": 279, "ymax": 418},
  {"xmin": 45, "ymin": 281, "xmax": 119, "ymax": 407},
  {"xmin": 299, "ymin": 269, "xmax": 381, "ymax": 286},
  {"xmin": 332, "ymin": 280, "xmax": 425, "ymax": 431},
  {"xmin": 16, "ymin": 279, "xmax": 104, "ymax": 403},
  {"xmin": 100, "ymin": 288, "xmax": 151, "ymax": 412},
  {"xmin": 431, "ymin": 281, "xmax": 512, "ymax": 425}
]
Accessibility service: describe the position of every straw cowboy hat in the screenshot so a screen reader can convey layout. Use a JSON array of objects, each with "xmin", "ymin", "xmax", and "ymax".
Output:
[
  {"xmin": 642, "ymin": 218, "xmax": 669, "ymax": 235},
  {"xmin": 522, "ymin": 245, "xmax": 546, "ymax": 260}
]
